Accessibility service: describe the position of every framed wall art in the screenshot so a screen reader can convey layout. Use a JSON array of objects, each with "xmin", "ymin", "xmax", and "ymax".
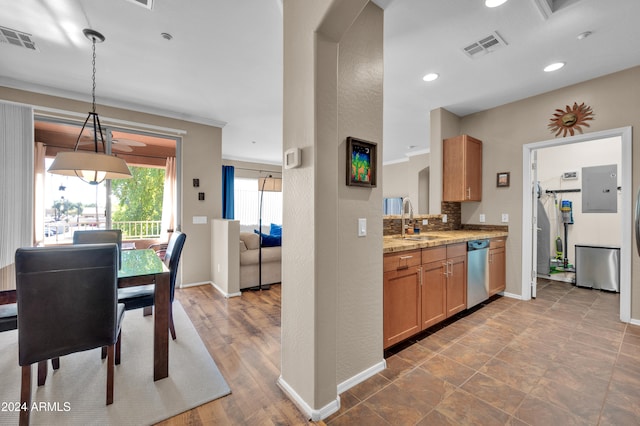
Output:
[
  {"xmin": 497, "ymin": 172, "xmax": 510, "ymax": 188},
  {"xmin": 346, "ymin": 137, "xmax": 377, "ymax": 187}
]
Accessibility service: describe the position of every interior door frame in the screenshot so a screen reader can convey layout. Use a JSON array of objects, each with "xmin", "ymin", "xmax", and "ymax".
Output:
[{"xmin": 521, "ymin": 126, "xmax": 632, "ymax": 323}]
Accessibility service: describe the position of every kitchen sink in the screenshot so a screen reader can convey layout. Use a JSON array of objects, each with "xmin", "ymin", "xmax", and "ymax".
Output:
[{"xmin": 396, "ymin": 235, "xmax": 442, "ymax": 241}]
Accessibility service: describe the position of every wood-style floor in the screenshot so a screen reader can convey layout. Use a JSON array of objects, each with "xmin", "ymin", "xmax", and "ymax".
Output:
[
  {"xmin": 159, "ymin": 284, "xmax": 316, "ymax": 425},
  {"xmin": 162, "ymin": 279, "xmax": 640, "ymax": 425}
]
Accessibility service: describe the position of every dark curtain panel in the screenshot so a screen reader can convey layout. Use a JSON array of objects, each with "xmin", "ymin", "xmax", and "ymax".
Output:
[{"xmin": 222, "ymin": 165, "xmax": 235, "ymax": 219}]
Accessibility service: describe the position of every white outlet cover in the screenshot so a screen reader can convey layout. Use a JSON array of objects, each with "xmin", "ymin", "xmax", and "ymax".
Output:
[
  {"xmin": 442, "ymin": 214, "xmax": 447, "ymax": 223},
  {"xmin": 501, "ymin": 213, "xmax": 509, "ymax": 223},
  {"xmin": 479, "ymin": 214, "xmax": 486, "ymax": 223},
  {"xmin": 422, "ymin": 219, "xmax": 428, "ymax": 225}
]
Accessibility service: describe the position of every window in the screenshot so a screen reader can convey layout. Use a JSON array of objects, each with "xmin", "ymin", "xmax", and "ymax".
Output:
[
  {"xmin": 36, "ymin": 118, "xmax": 179, "ymax": 245},
  {"xmin": 234, "ymin": 178, "xmax": 282, "ymax": 231}
]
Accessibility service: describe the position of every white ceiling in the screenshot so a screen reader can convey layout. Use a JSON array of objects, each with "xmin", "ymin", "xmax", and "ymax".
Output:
[{"xmin": 1, "ymin": 0, "xmax": 639, "ymax": 165}]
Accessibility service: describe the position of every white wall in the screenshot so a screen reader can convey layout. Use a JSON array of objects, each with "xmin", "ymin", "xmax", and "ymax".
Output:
[{"xmin": 537, "ymin": 137, "xmax": 622, "ymax": 266}]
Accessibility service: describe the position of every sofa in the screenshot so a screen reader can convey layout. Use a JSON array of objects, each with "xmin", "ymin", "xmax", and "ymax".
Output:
[{"xmin": 239, "ymin": 232, "xmax": 281, "ymax": 289}]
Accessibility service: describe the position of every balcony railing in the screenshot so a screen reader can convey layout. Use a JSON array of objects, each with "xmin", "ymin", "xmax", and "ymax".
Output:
[{"xmin": 112, "ymin": 221, "xmax": 162, "ymax": 239}]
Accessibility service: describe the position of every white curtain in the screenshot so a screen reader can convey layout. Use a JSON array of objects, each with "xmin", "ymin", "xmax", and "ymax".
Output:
[
  {"xmin": 0, "ymin": 102, "xmax": 34, "ymax": 290},
  {"xmin": 160, "ymin": 157, "xmax": 176, "ymax": 242},
  {"xmin": 34, "ymin": 142, "xmax": 46, "ymax": 245}
]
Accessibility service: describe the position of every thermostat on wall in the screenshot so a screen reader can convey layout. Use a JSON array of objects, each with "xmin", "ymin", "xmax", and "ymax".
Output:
[{"xmin": 284, "ymin": 148, "xmax": 301, "ymax": 169}]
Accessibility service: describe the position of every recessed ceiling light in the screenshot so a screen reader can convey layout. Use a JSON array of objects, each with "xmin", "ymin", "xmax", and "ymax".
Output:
[
  {"xmin": 544, "ymin": 62, "xmax": 565, "ymax": 72},
  {"xmin": 485, "ymin": 0, "xmax": 508, "ymax": 7},
  {"xmin": 422, "ymin": 73, "xmax": 439, "ymax": 82}
]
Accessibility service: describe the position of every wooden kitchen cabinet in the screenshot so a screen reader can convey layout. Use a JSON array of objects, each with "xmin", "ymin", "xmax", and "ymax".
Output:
[
  {"xmin": 383, "ymin": 250, "xmax": 421, "ymax": 349},
  {"xmin": 488, "ymin": 238, "xmax": 506, "ymax": 296},
  {"xmin": 384, "ymin": 243, "xmax": 469, "ymax": 348},
  {"xmin": 421, "ymin": 247, "xmax": 447, "ymax": 329},
  {"xmin": 445, "ymin": 243, "xmax": 467, "ymax": 317},
  {"xmin": 442, "ymin": 134, "xmax": 482, "ymax": 202},
  {"xmin": 421, "ymin": 244, "xmax": 466, "ymax": 327}
]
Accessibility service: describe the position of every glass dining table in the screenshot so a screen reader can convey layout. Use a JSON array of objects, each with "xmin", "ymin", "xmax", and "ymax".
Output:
[
  {"xmin": 119, "ymin": 248, "xmax": 171, "ymax": 381},
  {"xmin": 1, "ymin": 247, "xmax": 171, "ymax": 381}
]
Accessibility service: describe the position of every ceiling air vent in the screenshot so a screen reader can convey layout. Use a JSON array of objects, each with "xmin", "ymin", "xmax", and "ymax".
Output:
[
  {"xmin": 0, "ymin": 26, "xmax": 37, "ymax": 51},
  {"xmin": 462, "ymin": 31, "xmax": 507, "ymax": 59},
  {"xmin": 126, "ymin": 0, "xmax": 153, "ymax": 10}
]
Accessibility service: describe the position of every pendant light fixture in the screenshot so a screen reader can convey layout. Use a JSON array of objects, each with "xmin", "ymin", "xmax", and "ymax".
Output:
[{"xmin": 48, "ymin": 29, "xmax": 131, "ymax": 185}]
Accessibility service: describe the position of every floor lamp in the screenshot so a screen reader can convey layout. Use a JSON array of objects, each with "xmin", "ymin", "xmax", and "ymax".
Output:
[{"xmin": 257, "ymin": 174, "xmax": 282, "ymax": 291}]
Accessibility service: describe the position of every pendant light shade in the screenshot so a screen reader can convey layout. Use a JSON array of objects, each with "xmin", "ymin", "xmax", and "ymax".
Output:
[
  {"xmin": 48, "ymin": 29, "xmax": 131, "ymax": 185},
  {"xmin": 48, "ymin": 151, "xmax": 133, "ymax": 182}
]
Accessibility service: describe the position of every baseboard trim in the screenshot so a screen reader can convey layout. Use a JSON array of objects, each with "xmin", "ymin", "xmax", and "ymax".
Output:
[
  {"xmin": 502, "ymin": 291, "xmax": 523, "ymax": 300},
  {"xmin": 276, "ymin": 359, "xmax": 386, "ymax": 421},
  {"xmin": 337, "ymin": 359, "xmax": 386, "ymax": 394},
  {"xmin": 277, "ymin": 376, "xmax": 340, "ymax": 421},
  {"xmin": 180, "ymin": 281, "xmax": 212, "ymax": 289},
  {"xmin": 208, "ymin": 282, "xmax": 241, "ymax": 298},
  {"xmin": 629, "ymin": 318, "xmax": 640, "ymax": 326}
]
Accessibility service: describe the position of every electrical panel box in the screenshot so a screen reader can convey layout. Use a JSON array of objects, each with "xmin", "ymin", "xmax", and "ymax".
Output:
[{"xmin": 582, "ymin": 164, "xmax": 617, "ymax": 213}]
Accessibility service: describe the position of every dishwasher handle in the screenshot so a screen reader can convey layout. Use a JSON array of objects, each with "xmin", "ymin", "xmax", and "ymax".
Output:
[{"xmin": 467, "ymin": 239, "xmax": 490, "ymax": 251}]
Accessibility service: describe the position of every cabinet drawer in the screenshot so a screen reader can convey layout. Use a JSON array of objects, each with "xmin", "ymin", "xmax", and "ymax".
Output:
[
  {"xmin": 446, "ymin": 242, "xmax": 467, "ymax": 258},
  {"xmin": 384, "ymin": 250, "xmax": 421, "ymax": 272},
  {"xmin": 422, "ymin": 246, "xmax": 446, "ymax": 264},
  {"xmin": 490, "ymin": 238, "xmax": 506, "ymax": 249}
]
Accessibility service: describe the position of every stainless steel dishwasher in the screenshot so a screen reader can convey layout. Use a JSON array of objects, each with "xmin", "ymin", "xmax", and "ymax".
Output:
[{"xmin": 467, "ymin": 239, "xmax": 490, "ymax": 309}]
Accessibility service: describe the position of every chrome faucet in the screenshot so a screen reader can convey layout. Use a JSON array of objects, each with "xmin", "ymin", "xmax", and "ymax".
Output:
[{"xmin": 401, "ymin": 197, "xmax": 414, "ymax": 238}]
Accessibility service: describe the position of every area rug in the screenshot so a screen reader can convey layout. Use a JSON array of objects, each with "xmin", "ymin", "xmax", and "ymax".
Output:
[{"xmin": 0, "ymin": 301, "xmax": 231, "ymax": 425}]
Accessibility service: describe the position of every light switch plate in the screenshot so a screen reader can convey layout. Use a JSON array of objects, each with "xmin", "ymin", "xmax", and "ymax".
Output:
[
  {"xmin": 501, "ymin": 213, "xmax": 509, "ymax": 223},
  {"xmin": 358, "ymin": 218, "xmax": 367, "ymax": 237},
  {"xmin": 479, "ymin": 214, "xmax": 486, "ymax": 223}
]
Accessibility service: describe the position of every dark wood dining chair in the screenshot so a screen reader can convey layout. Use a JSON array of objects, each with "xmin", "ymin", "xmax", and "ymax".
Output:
[
  {"xmin": 15, "ymin": 244, "xmax": 125, "ymax": 426},
  {"xmin": 73, "ymin": 229, "xmax": 123, "ymax": 267},
  {"xmin": 117, "ymin": 231, "xmax": 186, "ymax": 340}
]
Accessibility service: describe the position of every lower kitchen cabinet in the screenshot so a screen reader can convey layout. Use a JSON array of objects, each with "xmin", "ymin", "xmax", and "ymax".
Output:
[
  {"xmin": 489, "ymin": 238, "xmax": 506, "ymax": 296},
  {"xmin": 421, "ymin": 256, "xmax": 447, "ymax": 330},
  {"xmin": 384, "ymin": 243, "xmax": 468, "ymax": 349},
  {"xmin": 383, "ymin": 250, "xmax": 421, "ymax": 349},
  {"xmin": 445, "ymin": 243, "xmax": 467, "ymax": 317}
]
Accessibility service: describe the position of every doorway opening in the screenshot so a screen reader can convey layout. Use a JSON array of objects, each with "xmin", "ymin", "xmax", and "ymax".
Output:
[{"xmin": 522, "ymin": 127, "xmax": 632, "ymax": 323}]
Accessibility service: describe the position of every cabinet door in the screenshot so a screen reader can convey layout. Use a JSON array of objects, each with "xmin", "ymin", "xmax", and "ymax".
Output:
[
  {"xmin": 383, "ymin": 266, "xmax": 422, "ymax": 349},
  {"xmin": 421, "ymin": 260, "xmax": 447, "ymax": 329},
  {"xmin": 446, "ymin": 254, "xmax": 467, "ymax": 317},
  {"xmin": 466, "ymin": 137, "xmax": 482, "ymax": 201},
  {"xmin": 442, "ymin": 135, "xmax": 482, "ymax": 202},
  {"xmin": 442, "ymin": 136, "xmax": 466, "ymax": 201},
  {"xmin": 489, "ymin": 246, "xmax": 506, "ymax": 296}
]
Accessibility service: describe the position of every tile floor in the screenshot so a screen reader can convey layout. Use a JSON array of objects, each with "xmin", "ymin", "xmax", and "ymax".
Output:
[{"xmin": 326, "ymin": 278, "xmax": 640, "ymax": 425}]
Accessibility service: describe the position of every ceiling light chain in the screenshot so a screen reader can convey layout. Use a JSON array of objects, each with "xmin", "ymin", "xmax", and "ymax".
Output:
[
  {"xmin": 91, "ymin": 35, "xmax": 97, "ymax": 115},
  {"xmin": 47, "ymin": 29, "xmax": 132, "ymax": 185}
]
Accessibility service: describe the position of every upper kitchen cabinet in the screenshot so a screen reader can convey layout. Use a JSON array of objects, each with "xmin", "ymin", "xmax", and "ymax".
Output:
[{"xmin": 442, "ymin": 134, "xmax": 482, "ymax": 202}]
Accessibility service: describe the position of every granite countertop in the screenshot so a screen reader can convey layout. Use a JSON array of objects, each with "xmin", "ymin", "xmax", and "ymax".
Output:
[{"xmin": 383, "ymin": 230, "xmax": 508, "ymax": 254}]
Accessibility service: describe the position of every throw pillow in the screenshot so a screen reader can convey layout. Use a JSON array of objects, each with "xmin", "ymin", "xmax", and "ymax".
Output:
[
  {"xmin": 270, "ymin": 223, "xmax": 282, "ymax": 237},
  {"xmin": 254, "ymin": 230, "xmax": 281, "ymax": 247}
]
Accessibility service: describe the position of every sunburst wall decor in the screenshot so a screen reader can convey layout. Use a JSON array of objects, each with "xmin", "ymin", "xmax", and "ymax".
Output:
[{"xmin": 548, "ymin": 102, "xmax": 594, "ymax": 137}]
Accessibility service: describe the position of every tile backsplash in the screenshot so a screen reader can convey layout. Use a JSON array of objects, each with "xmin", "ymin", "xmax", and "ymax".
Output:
[{"xmin": 383, "ymin": 202, "xmax": 508, "ymax": 235}]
